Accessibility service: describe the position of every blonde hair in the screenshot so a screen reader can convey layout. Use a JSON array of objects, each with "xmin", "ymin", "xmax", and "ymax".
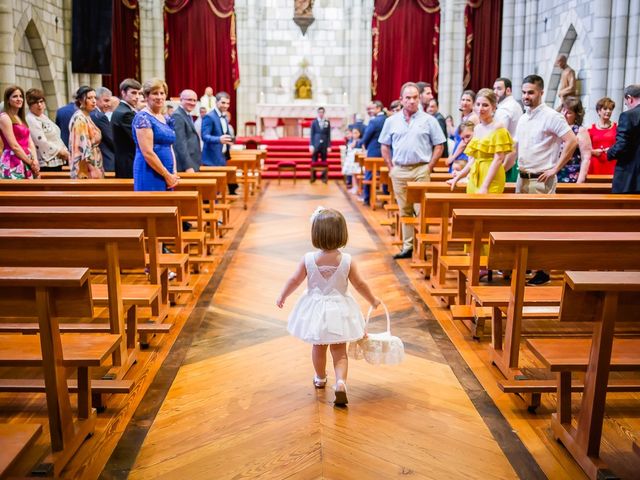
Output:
[
  {"xmin": 143, "ymin": 78, "xmax": 168, "ymax": 97},
  {"xmin": 476, "ymin": 88, "xmax": 497, "ymax": 108},
  {"xmin": 459, "ymin": 120, "xmax": 476, "ymax": 133},
  {"xmin": 311, "ymin": 209, "xmax": 348, "ymax": 250}
]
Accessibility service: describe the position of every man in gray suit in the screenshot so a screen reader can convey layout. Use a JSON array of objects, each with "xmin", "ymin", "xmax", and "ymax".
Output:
[
  {"xmin": 90, "ymin": 86, "xmax": 115, "ymax": 172},
  {"xmin": 173, "ymin": 89, "xmax": 201, "ymax": 172}
]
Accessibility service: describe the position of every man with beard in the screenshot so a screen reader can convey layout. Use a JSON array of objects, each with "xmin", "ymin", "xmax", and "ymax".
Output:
[{"xmin": 509, "ymin": 74, "xmax": 577, "ymax": 285}]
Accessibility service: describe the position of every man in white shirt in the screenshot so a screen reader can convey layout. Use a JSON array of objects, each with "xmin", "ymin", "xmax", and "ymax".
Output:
[
  {"xmin": 494, "ymin": 77, "xmax": 523, "ymax": 182},
  {"xmin": 511, "ymin": 74, "xmax": 577, "ymax": 194},
  {"xmin": 511, "ymin": 74, "xmax": 578, "ymax": 285}
]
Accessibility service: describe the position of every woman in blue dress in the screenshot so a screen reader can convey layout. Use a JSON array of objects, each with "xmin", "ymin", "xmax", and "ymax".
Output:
[{"xmin": 132, "ymin": 78, "xmax": 179, "ymax": 191}]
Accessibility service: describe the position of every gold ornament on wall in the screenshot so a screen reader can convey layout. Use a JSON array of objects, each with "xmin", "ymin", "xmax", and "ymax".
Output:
[{"xmin": 294, "ymin": 75, "xmax": 313, "ymax": 99}]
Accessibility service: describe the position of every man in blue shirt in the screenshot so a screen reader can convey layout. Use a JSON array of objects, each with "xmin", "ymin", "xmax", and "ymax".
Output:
[
  {"xmin": 360, "ymin": 100, "xmax": 386, "ymax": 205},
  {"xmin": 379, "ymin": 82, "xmax": 446, "ymax": 259}
]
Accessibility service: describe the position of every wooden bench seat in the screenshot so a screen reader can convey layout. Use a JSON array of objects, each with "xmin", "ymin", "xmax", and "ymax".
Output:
[
  {"xmin": 439, "ymin": 255, "xmax": 487, "ymax": 270},
  {"xmin": 498, "ymin": 378, "xmax": 640, "ymax": 394},
  {"xmin": 0, "ymin": 333, "xmax": 122, "ymax": 367},
  {"xmin": 0, "ymin": 423, "xmax": 42, "ymax": 478},
  {"xmin": 467, "ymin": 285, "xmax": 562, "ymax": 307},
  {"xmin": 527, "ymin": 338, "xmax": 640, "ymax": 372}
]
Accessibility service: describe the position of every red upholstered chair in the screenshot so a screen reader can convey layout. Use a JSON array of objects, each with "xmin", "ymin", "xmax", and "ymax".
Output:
[
  {"xmin": 298, "ymin": 118, "xmax": 313, "ymax": 138},
  {"xmin": 244, "ymin": 121, "xmax": 257, "ymax": 137},
  {"xmin": 244, "ymin": 139, "xmax": 259, "ymax": 150},
  {"xmin": 277, "ymin": 161, "xmax": 297, "ymax": 185}
]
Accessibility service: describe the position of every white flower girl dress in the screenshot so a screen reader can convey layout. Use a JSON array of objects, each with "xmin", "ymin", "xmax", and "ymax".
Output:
[{"xmin": 287, "ymin": 252, "xmax": 365, "ymax": 345}]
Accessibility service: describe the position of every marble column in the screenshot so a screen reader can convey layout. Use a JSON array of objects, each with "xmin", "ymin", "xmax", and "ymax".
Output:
[
  {"xmin": 510, "ymin": 0, "xmax": 527, "ymax": 94},
  {"xmin": 0, "ymin": 0, "xmax": 15, "ymax": 92},
  {"xmin": 606, "ymin": 0, "xmax": 628, "ymax": 111},
  {"xmin": 588, "ymin": 0, "xmax": 612, "ymax": 114},
  {"xmin": 235, "ymin": 0, "xmax": 261, "ymax": 133},
  {"xmin": 500, "ymin": 0, "xmax": 515, "ymax": 80},
  {"xmin": 624, "ymin": 0, "xmax": 639, "ymax": 87},
  {"xmin": 139, "ymin": 0, "xmax": 165, "ymax": 81},
  {"xmin": 438, "ymin": 0, "xmax": 466, "ymax": 119}
]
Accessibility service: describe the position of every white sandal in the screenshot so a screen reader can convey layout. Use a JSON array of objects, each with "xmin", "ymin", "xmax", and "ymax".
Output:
[
  {"xmin": 334, "ymin": 379, "xmax": 348, "ymax": 405},
  {"xmin": 313, "ymin": 375, "xmax": 327, "ymax": 388}
]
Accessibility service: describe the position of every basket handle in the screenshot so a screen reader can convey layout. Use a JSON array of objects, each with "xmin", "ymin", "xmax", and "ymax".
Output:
[{"xmin": 366, "ymin": 301, "xmax": 391, "ymax": 334}]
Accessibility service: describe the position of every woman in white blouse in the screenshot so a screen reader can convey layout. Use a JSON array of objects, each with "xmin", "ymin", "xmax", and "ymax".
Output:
[{"xmin": 25, "ymin": 88, "xmax": 69, "ymax": 171}]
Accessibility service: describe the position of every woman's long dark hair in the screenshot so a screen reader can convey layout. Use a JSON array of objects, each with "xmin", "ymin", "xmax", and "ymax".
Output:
[{"xmin": 3, "ymin": 85, "xmax": 26, "ymax": 124}]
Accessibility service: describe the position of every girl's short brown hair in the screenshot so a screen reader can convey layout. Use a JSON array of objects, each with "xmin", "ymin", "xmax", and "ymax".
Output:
[{"xmin": 311, "ymin": 208, "xmax": 348, "ymax": 250}]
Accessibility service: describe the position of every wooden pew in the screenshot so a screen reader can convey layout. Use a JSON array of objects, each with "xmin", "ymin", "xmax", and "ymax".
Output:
[
  {"xmin": 0, "ymin": 267, "xmax": 123, "ymax": 477},
  {"xmin": 448, "ymin": 209, "xmax": 640, "ymax": 335},
  {"xmin": 363, "ymin": 157, "xmax": 384, "ymax": 210},
  {"xmin": 0, "ymin": 205, "xmax": 188, "ymax": 323},
  {"xmin": 478, "ymin": 231, "xmax": 640, "ymax": 385},
  {"xmin": 0, "ymin": 189, "xmax": 212, "ymax": 267},
  {"xmin": 399, "ymin": 182, "xmax": 616, "ymax": 273},
  {"xmin": 586, "ymin": 174, "xmax": 613, "ymax": 183},
  {"xmin": 228, "ymin": 150, "xmax": 264, "ymax": 209},
  {"xmin": 406, "ymin": 181, "xmax": 615, "ymax": 204},
  {"xmin": 418, "ymin": 193, "xmax": 640, "ymax": 290},
  {"xmin": 0, "ymin": 228, "xmax": 148, "ymax": 380},
  {"xmin": 0, "ymin": 424, "xmax": 42, "ymax": 478},
  {"xmin": 527, "ymin": 271, "xmax": 640, "ymax": 480}
]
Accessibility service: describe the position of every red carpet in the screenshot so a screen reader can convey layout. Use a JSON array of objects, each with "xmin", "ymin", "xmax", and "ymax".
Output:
[{"xmin": 236, "ymin": 136, "xmax": 345, "ymax": 179}]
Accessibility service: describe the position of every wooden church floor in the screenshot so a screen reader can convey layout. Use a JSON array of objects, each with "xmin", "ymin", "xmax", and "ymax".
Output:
[
  {"xmin": 5, "ymin": 180, "xmax": 637, "ymax": 478},
  {"xmin": 118, "ymin": 181, "xmax": 533, "ymax": 479}
]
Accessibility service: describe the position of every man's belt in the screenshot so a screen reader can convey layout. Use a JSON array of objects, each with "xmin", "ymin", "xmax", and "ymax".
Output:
[
  {"xmin": 395, "ymin": 162, "xmax": 429, "ymax": 168},
  {"xmin": 519, "ymin": 171, "xmax": 543, "ymax": 179}
]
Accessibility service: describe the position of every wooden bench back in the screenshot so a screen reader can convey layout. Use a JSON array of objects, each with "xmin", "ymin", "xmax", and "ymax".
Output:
[
  {"xmin": 0, "ymin": 206, "xmax": 179, "ymax": 239},
  {"xmin": 0, "ymin": 267, "xmax": 93, "ymax": 318},
  {"xmin": 451, "ymin": 209, "xmax": 640, "ymax": 238},
  {"xmin": 406, "ymin": 182, "xmax": 615, "ymax": 204},
  {"xmin": 0, "ymin": 191, "xmax": 200, "ymax": 217},
  {"xmin": 0, "ymin": 229, "xmax": 145, "ymax": 269},
  {"xmin": 488, "ymin": 232, "xmax": 640, "ymax": 271},
  {"xmin": 559, "ymin": 271, "xmax": 640, "ymax": 323},
  {"xmin": 0, "ymin": 178, "xmax": 216, "ymax": 201},
  {"xmin": 425, "ymin": 193, "xmax": 640, "ymax": 219}
]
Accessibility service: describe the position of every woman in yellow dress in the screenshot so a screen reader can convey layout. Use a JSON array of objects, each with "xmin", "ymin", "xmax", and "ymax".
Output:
[{"xmin": 449, "ymin": 88, "xmax": 514, "ymax": 193}]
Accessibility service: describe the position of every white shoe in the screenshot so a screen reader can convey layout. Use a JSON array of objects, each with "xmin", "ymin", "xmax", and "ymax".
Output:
[
  {"xmin": 313, "ymin": 375, "xmax": 327, "ymax": 389},
  {"xmin": 168, "ymin": 271, "xmax": 177, "ymax": 281},
  {"xmin": 334, "ymin": 379, "xmax": 348, "ymax": 405}
]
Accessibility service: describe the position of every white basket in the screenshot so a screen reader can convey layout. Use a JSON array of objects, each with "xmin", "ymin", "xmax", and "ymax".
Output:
[{"xmin": 348, "ymin": 302, "xmax": 404, "ymax": 365}]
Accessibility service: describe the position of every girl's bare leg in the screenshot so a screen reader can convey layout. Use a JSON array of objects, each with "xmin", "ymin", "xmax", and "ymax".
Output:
[{"xmin": 312, "ymin": 344, "xmax": 329, "ymax": 379}]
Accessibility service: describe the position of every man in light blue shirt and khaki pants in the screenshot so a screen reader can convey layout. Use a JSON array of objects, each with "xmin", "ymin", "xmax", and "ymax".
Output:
[{"xmin": 379, "ymin": 82, "xmax": 446, "ymax": 259}]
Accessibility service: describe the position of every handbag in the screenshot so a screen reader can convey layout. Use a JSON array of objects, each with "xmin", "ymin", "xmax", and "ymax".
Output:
[{"xmin": 348, "ymin": 301, "xmax": 404, "ymax": 365}]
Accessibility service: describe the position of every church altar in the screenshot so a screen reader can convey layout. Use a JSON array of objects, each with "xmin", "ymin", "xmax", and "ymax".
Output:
[{"xmin": 256, "ymin": 103, "xmax": 348, "ymax": 140}]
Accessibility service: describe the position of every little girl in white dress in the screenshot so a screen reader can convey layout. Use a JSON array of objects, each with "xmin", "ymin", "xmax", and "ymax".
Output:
[{"xmin": 276, "ymin": 207, "xmax": 379, "ymax": 406}]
